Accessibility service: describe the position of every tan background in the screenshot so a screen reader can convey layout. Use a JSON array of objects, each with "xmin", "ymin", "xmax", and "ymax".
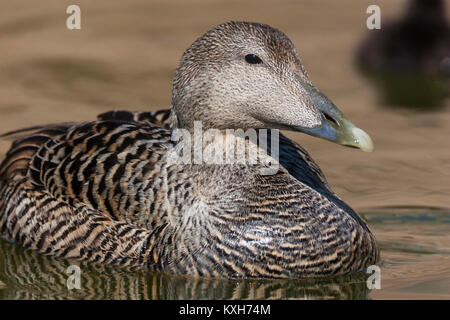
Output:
[{"xmin": 0, "ymin": 0, "xmax": 449, "ymax": 299}]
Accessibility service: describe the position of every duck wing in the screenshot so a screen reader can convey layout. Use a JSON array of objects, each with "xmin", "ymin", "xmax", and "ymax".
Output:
[
  {"xmin": 2, "ymin": 120, "xmax": 172, "ymax": 219},
  {"xmin": 0, "ymin": 120, "xmax": 175, "ymax": 268}
]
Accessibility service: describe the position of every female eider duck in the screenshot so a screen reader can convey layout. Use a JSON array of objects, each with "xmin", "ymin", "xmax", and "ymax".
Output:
[{"xmin": 0, "ymin": 22, "xmax": 379, "ymax": 278}]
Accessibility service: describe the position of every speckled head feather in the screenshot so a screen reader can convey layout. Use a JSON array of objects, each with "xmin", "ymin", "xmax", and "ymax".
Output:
[{"xmin": 171, "ymin": 21, "xmax": 321, "ymax": 131}]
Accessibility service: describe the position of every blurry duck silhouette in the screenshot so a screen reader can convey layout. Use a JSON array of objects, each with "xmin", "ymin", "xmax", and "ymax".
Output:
[{"xmin": 357, "ymin": 0, "xmax": 450, "ymax": 109}]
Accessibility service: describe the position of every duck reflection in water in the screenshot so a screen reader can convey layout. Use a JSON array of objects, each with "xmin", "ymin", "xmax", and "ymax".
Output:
[{"xmin": 0, "ymin": 240, "xmax": 371, "ymax": 300}]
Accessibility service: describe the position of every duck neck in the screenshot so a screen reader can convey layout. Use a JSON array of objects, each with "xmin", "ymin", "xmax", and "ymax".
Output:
[
  {"xmin": 169, "ymin": 108, "xmax": 228, "ymax": 133},
  {"xmin": 167, "ymin": 116, "xmax": 280, "ymax": 174}
]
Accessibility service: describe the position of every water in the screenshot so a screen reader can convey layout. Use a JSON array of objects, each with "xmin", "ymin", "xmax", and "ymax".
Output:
[
  {"xmin": 0, "ymin": 0, "xmax": 449, "ymax": 299},
  {"xmin": 0, "ymin": 208, "xmax": 448, "ymax": 300}
]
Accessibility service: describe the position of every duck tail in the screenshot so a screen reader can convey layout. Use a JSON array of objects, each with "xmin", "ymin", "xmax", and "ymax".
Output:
[
  {"xmin": 0, "ymin": 123, "xmax": 74, "ymax": 181},
  {"xmin": 0, "ymin": 123, "xmax": 76, "ymax": 139}
]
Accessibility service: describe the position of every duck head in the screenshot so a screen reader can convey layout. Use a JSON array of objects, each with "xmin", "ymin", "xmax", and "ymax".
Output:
[{"xmin": 171, "ymin": 21, "xmax": 373, "ymax": 152}]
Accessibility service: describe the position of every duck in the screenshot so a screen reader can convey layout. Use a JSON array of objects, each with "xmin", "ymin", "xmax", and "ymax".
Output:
[
  {"xmin": 0, "ymin": 21, "xmax": 379, "ymax": 278},
  {"xmin": 356, "ymin": 0, "xmax": 449, "ymax": 108}
]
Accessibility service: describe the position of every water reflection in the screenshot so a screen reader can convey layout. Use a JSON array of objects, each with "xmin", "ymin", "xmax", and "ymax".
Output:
[
  {"xmin": 1, "ymin": 207, "xmax": 449, "ymax": 299},
  {"xmin": 0, "ymin": 240, "xmax": 370, "ymax": 300},
  {"xmin": 364, "ymin": 208, "xmax": 450, "ymax": 299},
  {"xmin": 356, "ymin": 0, "xmax": 449, "ymax": 109}
]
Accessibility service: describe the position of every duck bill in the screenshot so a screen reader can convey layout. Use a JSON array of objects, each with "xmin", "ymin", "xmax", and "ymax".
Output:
[
  {"xmin": 297, "ymin": 85, "xmax": 374, "ymax": 152},
  {"xmin": 301, "ymin": 116, "xmax": 374, "ymax": 152}
]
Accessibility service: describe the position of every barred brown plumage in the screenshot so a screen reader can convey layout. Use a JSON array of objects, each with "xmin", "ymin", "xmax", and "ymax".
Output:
[{"xmin": 0, "ymin": 21, "xmax": 379, "ymax": 278}]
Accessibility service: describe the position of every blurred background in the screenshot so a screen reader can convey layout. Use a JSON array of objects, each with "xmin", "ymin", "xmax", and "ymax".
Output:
[{"xmin": 0, "ymin": 0, "xmax": 449, "ymax": 299}]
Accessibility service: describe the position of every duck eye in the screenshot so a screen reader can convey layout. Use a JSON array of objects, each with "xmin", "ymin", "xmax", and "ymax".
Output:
[{"xmin": 245, "ymin": 54, "xmax": 262, "ymax": 64}]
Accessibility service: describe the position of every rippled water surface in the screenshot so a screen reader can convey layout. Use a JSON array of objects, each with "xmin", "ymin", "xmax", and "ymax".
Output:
[{"xmin": 0, "ymin": 0, "xmax": 449, "ymax": 299}]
